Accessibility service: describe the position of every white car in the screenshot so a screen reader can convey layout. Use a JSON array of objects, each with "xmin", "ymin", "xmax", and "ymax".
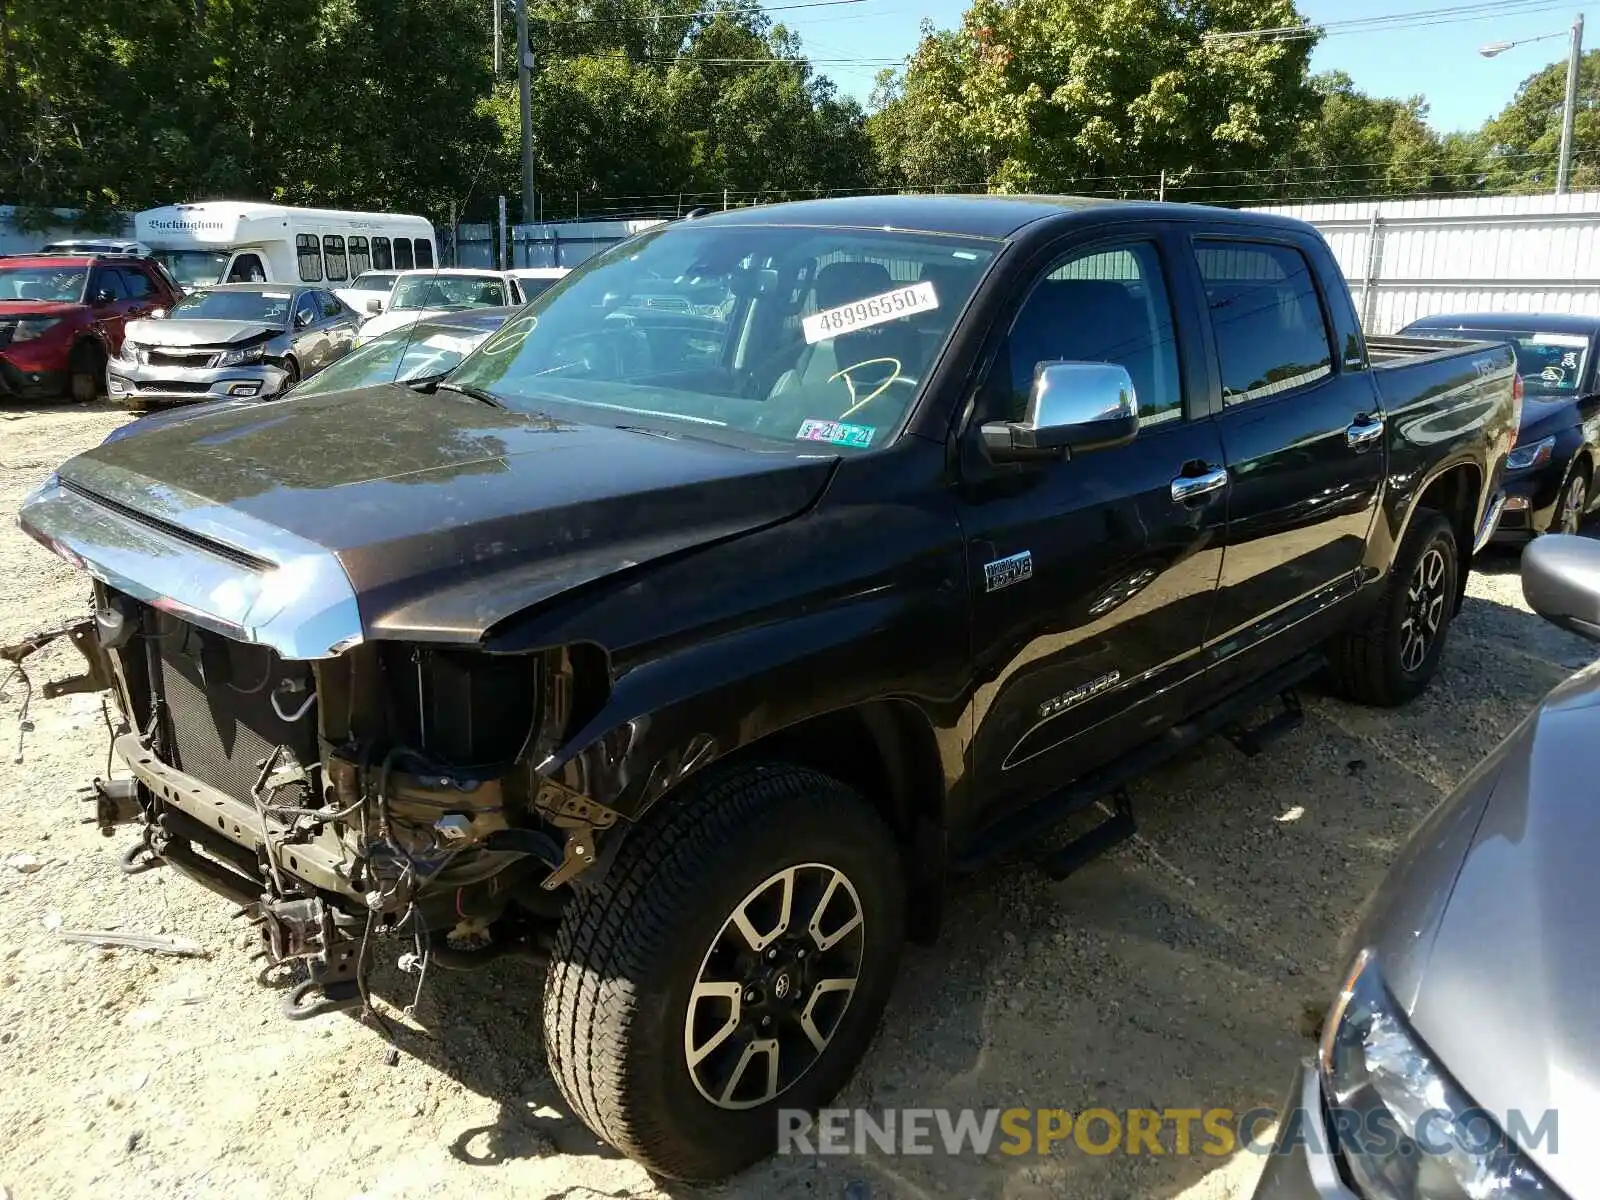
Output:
[
  {"xmin": 356, "ymin": 268, "xmax": 527, "ymax": 343},
  {"xmin": 335, "ymin": 270, "xmax": 405, "ymax": 317},
  {"xmin": 509, "ymin": 266, "xmax": 571, "ymax": 304}
]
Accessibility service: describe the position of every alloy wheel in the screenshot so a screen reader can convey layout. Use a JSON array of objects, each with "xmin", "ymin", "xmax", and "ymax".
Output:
[
  {"xmin": 1562, "ymin": 475, "xmax": 1588, "ymax": 535},
  {"xmin": 684, "ymin": 862, "xmax": 865, "ymax": 1110},
  {"xmin": 1399, "ymin": 547, "xmax": 1448, "ymax": 673}
]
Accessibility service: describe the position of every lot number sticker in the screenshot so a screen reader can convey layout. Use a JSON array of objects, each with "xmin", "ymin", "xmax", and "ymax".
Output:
[{"xmin": 803, "ymin": 281, "xmax": 938, "ymax": 344}]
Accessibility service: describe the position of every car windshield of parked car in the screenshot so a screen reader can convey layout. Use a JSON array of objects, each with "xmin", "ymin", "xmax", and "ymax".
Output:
[
  {"xmin": 389, "ymin": 275, "xmax": 507, "ymax": 311},
  {"xmin": 351, "ymin": 272, "xmax": 399, "ymax": 293},
  {"xmin": 0, "ymin": 265, "xmax": 88, "ymax": 302},
  {"xmin": 449, "ymin": 224, "xmax": 997, "ymax": 452},
  {"xmin": 290, "ymin": 323, "xmax": 494, "ymax": 397},
  {"xmin": 151, "ymin": 249, "xmax": 230, "ymax": 288},
  {"xmin": 1410, "ymin": 325, "xmax": 1591, "ymax": 396},
  {"xmin": 169, "ymin": 288, "xmax": 293, "ymax": 324}
]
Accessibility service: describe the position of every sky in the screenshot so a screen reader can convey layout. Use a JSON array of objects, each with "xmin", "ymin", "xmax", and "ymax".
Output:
[{"xmin": 781, "ymin": 0, "xmax": 1592, "ymax": 133}]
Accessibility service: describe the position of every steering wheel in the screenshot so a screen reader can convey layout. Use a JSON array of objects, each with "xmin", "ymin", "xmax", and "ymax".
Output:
[{"xmin": 830, "ymin": 358, "xmax": 919, "ymax": 420}]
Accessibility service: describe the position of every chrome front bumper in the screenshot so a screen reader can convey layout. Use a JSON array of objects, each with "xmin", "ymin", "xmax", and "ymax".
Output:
[{"xmin": 107, "ymin": 356, "xmax": 288, "ymax": 406}]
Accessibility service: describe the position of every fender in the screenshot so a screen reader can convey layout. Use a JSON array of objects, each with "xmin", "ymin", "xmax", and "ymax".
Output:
[{"xmin": 485, "ymin": 439, "xmax": 973, "ymax": 822}]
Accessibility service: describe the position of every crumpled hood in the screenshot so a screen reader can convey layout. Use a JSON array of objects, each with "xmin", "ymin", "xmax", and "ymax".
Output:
[
  {"xmin": 1399, "ymin": 663, "xmax": 1600, "ymax": 1200},
  {"xmin": 40, "ymin": 384, "xmax": 834, "ymax": 646},
  {"xmin": 124, "ymin": 317, "xmax": 280, "ymax": 347}
]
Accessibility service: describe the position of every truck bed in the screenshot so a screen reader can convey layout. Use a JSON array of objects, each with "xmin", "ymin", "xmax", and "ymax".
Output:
[{"xmin": 1366, "ymin": 333, "xmax": 1503, "ymax": 367}]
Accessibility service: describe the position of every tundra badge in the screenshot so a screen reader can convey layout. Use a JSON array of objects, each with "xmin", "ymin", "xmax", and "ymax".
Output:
[{"xmin": 984, "ymin": 550, "xmax": 1033, "ymax": 592}]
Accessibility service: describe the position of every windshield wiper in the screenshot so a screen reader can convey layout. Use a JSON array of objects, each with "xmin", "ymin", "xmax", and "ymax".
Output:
[{"xmin": 436, "ymin": 381, "xmax": 507, "ymax": 409}]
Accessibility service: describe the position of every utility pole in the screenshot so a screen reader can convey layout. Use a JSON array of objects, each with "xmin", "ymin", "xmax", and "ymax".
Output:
[
  {"xmin": 1558, "ymin": 12, "xmax": 1584, "ymax": 195},
  {"xmin": 492, "ymin": 0, "xmax": 501, "ymax": 76},
  {"xmin": 516, "ymin": 0, "xmax": 536, "ymax": 227}
]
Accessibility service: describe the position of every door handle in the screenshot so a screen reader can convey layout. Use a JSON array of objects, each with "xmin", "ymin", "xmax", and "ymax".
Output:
[
  {"xmin": 1346, "ymin": 415, "xmax": 1384, "ymax": 451},
  {"xmin": 1170, "ymin": 466, "xmax": 1228, "ymax": 504}
]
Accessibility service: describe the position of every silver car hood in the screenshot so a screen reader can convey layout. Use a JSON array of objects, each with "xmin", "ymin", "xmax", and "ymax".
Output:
[
  {"xmin": 125, "ymin": 318, "xmax": 281, "ymax": 347},
  {"xmin": 1395, "ymin": 661, "xmax": 1600, "ymax": 1199}
]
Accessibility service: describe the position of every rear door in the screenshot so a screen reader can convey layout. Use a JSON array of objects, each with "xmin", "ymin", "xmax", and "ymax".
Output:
[
  {"xmin": 958, "ymin": 230, "xmax": 1229, "ymax": 821},
  {"xmin": 1188, "ymin": 232, "xmax": 1386, "ymax": 691}
]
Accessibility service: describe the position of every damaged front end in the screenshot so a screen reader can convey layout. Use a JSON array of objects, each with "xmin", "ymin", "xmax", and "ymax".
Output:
[{"xmin": 6, "ymin": 592, "xmax": 618, "ymax": 1020}]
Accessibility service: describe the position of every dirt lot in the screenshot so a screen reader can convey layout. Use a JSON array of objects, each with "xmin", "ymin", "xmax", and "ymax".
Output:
[{"xmin": 0, "ymin": 401, "xmax": 1591, "ymax": 1200}]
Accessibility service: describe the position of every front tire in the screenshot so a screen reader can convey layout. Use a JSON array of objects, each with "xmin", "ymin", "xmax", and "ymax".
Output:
[
  {"xmin": 1554, "ymin": 465, "xmax": 1589, "ymax": 535},
  {"xmin": 1326, "ymin": 509, "xmax": 1459, "ymax": 707},
  {"xmin": 69, "ymin": 340, "xmax": 105, "ymax": 403},
  {"xmin": 543, "ymin": 762, "xmax": 905, "ymax": 1181}
]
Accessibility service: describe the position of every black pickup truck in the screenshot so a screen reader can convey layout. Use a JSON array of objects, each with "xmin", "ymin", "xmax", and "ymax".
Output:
[{"xmin": 13, "ymin": 196, "xmax": 1517, "ymax": 1181}]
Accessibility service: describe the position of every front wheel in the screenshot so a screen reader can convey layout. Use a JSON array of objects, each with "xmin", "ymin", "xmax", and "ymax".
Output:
[
  {"xmin": 69, "ymin": 340, "xmax": 105, "ymax": 403},
  {"xmin": 1554, "ymin": 466, "xmax": 1589, "ymax": 535},
  {"xmin": 1326, "ymin": 509, "xmax": 1459, "ymax": 707},
  {"xmin": 542, "ymin": 762, "xmax": 905, "ymax": 1181}
]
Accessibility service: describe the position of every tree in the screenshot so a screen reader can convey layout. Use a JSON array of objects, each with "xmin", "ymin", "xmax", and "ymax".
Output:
[
  {"xmin": 1257, "ymin": 70, "xmax": 1483, "ymax": 202},
  {"xmin": 1479, "ymin": 48, "xmax": 1600, "ymax": 193},
  {"xmin": 869, "ymin": 0, "xmax": 1320, "ymax": 194}
]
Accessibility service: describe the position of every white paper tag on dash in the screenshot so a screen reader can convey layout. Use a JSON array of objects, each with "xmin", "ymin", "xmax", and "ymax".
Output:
[
  {"xmin": 802, "ymin": 280, "xmax": 938, "ymax": 345},
  {"xmin": 1530, "ymin": 332, "xmax": 1590, "ymax": 348}
]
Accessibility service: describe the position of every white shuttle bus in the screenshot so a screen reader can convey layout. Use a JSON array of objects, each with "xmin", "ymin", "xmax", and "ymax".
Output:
[{"xmin": 133, "ymin": 202, "xmax": 436, "ymax": 291}]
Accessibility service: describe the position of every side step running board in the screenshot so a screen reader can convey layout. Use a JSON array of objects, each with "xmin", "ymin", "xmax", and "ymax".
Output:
[
  {"xmin": 953, "ymin": 652, "xmax": 1323, "ymax": 875},
  {"xmin": 1223, "ymin": 689, "xmax": 1304, "ymax": 757},
  {"xmin": 1040, "ymin": 788, "xmax": 1136, "ymax": 880}
]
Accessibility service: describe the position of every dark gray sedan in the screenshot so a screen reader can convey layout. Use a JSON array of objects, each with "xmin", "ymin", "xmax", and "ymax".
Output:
[
  {"xmin": 106, "ymin": 282, "xmax": 360, "ymax": 409},
  {"xmin": 1254, "ymin": 534, "xmax": 1600, "ymax": 1200}
]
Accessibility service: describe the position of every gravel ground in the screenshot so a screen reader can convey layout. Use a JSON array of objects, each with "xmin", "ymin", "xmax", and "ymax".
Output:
[{"xmin": 0, "ymin": 401, "xmax": 1592, "ymax": 1200}]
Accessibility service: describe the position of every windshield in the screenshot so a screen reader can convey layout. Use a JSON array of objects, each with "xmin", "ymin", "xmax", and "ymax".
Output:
[
  {"xmin": 390, "ymin": 275, "xmax": 507, "ymax": 311},
  {"xmin": 0, "ymin": 265, "xmax": 87, "ymax": 303},
  {"xmin": 152, "ymin": 249, "xmax": 231, "ymax": 287},
  {"xmin": 351, "ymin": 272, "xmax": 399, "ymax": 293},
  {"xmin": 1410, "ymin": 326, "xmax": 1592, "ymax": 396},
  {"xmin": 169, "ymin": 288, "xmax": 293, "ymax": 324},
  {"xmin": 450, "ymin": 225, "xmax": 996, "ymax": 451},
  {"xmin": 290, "ymin": 323, "xmax": 496, "ymax": 397}
]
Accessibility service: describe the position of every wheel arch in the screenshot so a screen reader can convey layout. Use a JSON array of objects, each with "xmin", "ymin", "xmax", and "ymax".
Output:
[{"xmin": 1405, "ymin": 460, "xmax": 1481, "ymax": 613}]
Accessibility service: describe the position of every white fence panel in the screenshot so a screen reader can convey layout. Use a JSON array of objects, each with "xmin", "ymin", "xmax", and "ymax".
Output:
[{"xmin": 1245, "ymin": 192, "xmax": 1600, "ymax": 334}]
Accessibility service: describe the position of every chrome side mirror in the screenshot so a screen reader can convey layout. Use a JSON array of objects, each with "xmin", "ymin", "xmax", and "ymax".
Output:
[
  {"xmin": 981, "ymin": 361, "xmax": 1139, "ymax": 463},
  {"xmin": 365, "ymin": 298, "xmax": 382, "ymax": 314},
  {"xmin": 1523, "ymin": 534, "xmax": 1600, "ymax": 641}
]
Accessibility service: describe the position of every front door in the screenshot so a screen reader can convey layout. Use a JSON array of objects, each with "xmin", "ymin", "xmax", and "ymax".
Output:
[
  {"xmin": 957, "ymin": 234, "xmax": 1228, "ymax": 824},
  {"xmin": 1187, "ymin": 235, "xmax": 1386, "ymax": 692}
]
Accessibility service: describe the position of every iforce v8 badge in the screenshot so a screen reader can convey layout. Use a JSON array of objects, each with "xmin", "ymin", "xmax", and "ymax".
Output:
[{"xmin": 984, "ymin": 550, "xmax": 1033, "ymax": 593}]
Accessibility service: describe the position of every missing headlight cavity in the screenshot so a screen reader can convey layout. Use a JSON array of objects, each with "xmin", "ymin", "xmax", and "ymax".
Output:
[{"xmin": 377, "ymin": 643, "xmax": 543, "ymax": 769}]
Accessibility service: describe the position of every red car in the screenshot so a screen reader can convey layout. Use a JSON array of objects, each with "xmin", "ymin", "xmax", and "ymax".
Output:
[{"xmin": 0, "ymin": 253, "xmax": 180, "ymax": 402}]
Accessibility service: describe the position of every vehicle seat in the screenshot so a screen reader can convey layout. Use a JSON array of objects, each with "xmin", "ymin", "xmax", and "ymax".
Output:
[{"xmin": 765, "ymin": 261, "xmax": 924, "ymax": 418}]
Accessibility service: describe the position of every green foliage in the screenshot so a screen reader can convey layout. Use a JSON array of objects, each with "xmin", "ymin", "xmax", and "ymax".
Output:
[
  {"xmin": 1478, "ymin": 48, "xmax": 1600, "ymax": 193},
  {"xmin": 869, "ymin": 0, "xmax": 1321, "ymax": 193},
  {"xmin": 1257, "ymin": 70, "xmax": 1485, "ymax": 201}
]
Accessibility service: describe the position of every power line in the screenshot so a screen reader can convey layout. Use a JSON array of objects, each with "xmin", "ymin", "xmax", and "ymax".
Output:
[
  {"xmin": 1205, "ymin": 0, "xmax": 1573, "ymax": 42},
  {"xmin": 539, "ymin": 0, "xmax": 871, "ymax": 25}
]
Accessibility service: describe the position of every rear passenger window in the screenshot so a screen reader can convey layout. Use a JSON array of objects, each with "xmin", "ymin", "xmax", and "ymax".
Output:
[
  {"xmin": 319, "ymin": 291, "xmax": 342, "ymax": 318},
  {"xmin": 413, "ymin": 239, "xmax": 434, "ymax": 268},
  {"xmin": 394, "ymin": 239, "xmax": 415, "ymax": 271},
  {"xmin": 372, "ymin": 236, "xmax": 393, "ymax": 271},
  {"xmin": 348, "ymin": 237, "xmax": 372, "ymax": 277},
  {"xmin": 999, "ymin": 242, "xmax": 1183, "ymax": 427},
  {"xmin": 1194, "ymin": 241, "xmax": 1333, "ymax": 405},
  {"xmin": 323, "ymin": 235, "xmax": 348, "ymax": 282},
  {"xmin": 297, "ymin": 234, "xmax": 323, "ymax": 282}
]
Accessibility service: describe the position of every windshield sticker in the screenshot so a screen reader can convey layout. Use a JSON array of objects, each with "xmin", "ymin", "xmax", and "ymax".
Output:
[
  {"xmin": 797, "ymin": 418, "xmax": 875, "ymax": 448},
  {"xmin": 1530, "ymin": 332, "xmax": 1590, "ymax": 347},
  {"xmin": 802, "ymin": 281, "xmax": 938, "ymax": 345}
]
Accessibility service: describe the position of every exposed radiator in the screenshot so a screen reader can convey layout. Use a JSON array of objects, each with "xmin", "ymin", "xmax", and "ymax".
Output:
[{"xmin": 152, "ymin": 613, "xmax": 318, "ymax": 800}]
